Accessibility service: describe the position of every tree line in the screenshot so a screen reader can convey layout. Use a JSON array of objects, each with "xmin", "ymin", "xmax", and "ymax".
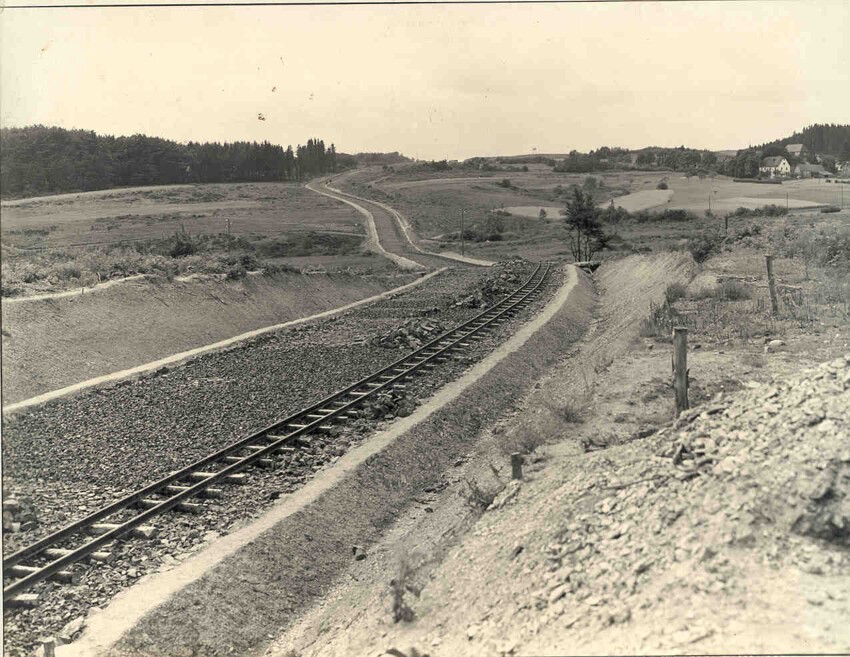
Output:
[
  {"xmin": 757, "ymin": 124, "xmax": 850, "ymax": 160},
  {"xmin": 0, "ymin": 126, "xmax": 344, "ymax": 198}
]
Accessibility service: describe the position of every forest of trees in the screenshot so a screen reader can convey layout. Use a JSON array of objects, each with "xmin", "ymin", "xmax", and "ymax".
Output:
[
  {"xmin": 757, "ymin": 123, "xmax": 850, "ymax": 160},
  {"xmin": 0, "ymin": 126, "xmax": 344, "ymax": 198}
]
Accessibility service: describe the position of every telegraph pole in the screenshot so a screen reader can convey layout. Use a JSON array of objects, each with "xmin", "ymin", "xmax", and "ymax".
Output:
[{"xmin": 460, "ymin": 209, "xmax": 465, "ymax": 256}]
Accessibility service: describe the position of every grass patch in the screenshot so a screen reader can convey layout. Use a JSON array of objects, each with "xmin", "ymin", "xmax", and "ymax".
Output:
[
  {"xmin": 638, "ymin": 301, "xmax": 686, "ymax": 339},
  {"xmin": 691, "ymin": 280, "xmax": 752, "ymax": 302},
  {"xmin": 665, "ymin": 282, "xmax": 688, "ymax": 304}
]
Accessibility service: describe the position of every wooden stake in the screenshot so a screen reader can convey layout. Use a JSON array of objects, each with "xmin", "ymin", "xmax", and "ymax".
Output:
[
  {"xmin": 511, "ymin": 453, "xmax": 523, "ymax": 480},
  {"xmin": 673, "ymin": 327, "xmax": 689, "ymax": 415},
  {"xmin": 42, "ymin": 638, "xmax": 56, "ymax": 657},
  {"xmin": 765, "ymin": 254, "xmax": 779, "ymax": 315}
]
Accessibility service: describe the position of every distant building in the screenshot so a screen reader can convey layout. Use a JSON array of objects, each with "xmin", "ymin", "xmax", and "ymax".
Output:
[
  {"xmin": 794, "ymin": 163, "xmax": 831, "ymax": 178},
  {"xmin": 714, "ymin": 150, "xmax": 739, "ymax": 163},
  {"xmin": 759, "ymin": 156, "xmax": 791, "ymax": 177},
  {"xmin": 785, "ymin": 143, "xmax": 808, "ymax": 160},
  {"xmin": 838, "ymin": 161, "xmax": 850, "ymax": 178}
]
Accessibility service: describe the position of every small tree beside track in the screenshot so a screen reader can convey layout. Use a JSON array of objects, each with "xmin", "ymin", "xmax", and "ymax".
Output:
[{"xmin": 562, "ymin": 188, "xmax": 610, "ymax": 261}]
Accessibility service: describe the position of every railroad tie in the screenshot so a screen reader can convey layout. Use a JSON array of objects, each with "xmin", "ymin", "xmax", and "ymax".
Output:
[
  {"xmin": 44, "ymin": 548, "xmax": 114, "ymax": 563},
  {"xmin": 137, "ymin": 498, "xmax": 203, "ymax": 514},
  {"xmin": 164, "ymin": 484, "xmax": 223, "ymax": 499},
  {"xmin": 188, "ymin": 471, "xmax": 247, "ymax": 485},
  {"xmin": 223, "ymin": 455, "xmax": 275, "ymax": 468},
  {"xmin": 8, "ymin": 565, "xmax": 80, "ymax": 585},
  {"xmin": 88, "ymin": 523, "xmax": 158, "ymax": 539}
]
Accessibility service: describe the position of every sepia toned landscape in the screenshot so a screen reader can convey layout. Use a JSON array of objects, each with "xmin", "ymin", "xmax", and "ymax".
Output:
[{"xmin": 1, "ymin": 2, "xmax": 849, "ymax": 657}]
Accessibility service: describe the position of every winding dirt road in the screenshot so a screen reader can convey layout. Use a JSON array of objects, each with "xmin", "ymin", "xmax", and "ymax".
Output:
[{"xmin": 306, "ymin": 178, "xmax": 494, "ymax": 269}]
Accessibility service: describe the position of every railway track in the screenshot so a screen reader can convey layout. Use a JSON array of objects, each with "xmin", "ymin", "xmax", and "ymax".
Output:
[{"xmin": 3, "ymin": 262, "xmax": 552, "ymax": 605}]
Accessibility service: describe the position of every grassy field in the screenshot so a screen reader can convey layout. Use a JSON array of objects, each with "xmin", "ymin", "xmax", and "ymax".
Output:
[
  {"xmin": 337, "ymin": 165, "xmax": 849, "ymax": 264},
  {"xmin": 0, "ymin": 182, "xmax": 395, "ymax": 296}
]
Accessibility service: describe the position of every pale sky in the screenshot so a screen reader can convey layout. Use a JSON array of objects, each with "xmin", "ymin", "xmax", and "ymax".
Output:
[{"xmin": 1, "ymin": 1, "xmax": 848, "ymax": 160}]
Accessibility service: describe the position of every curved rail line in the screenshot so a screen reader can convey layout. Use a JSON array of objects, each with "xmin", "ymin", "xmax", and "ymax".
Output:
[{"xmin": 3, "ymin": 263, "xmax": 551, "ymax": 603}]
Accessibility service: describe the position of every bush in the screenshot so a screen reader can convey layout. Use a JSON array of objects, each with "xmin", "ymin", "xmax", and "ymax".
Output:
[
  {"xmin": 498, "ymin": 178, "xmax": 511, "ymax": 188},
  {"xmin": 168, "ymin": 229, "xmax": 196, "ymax": 257},
  {"xmin": 687, "ymin": 229, "xmax": 724, "ymax": 263},
  {"xmin": 656, "ymin": 181, "xmax": 669, "ymax": 190}
]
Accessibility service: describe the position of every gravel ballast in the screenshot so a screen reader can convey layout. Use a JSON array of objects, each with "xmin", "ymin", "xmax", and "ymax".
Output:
[{"xmin": 2, "ymin": 260, "xmax": 549, "ymax": 656}]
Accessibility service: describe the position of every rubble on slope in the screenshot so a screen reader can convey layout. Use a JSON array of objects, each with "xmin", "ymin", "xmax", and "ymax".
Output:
[{"xmin": 524, "ymin": 355, "xmax": 850, "ymax": 648}]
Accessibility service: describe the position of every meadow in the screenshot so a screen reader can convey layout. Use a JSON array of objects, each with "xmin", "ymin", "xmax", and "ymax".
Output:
[
  {"xmin": 1, "ymin": 182, "xmax": 389, "ymax": 297},
  {"xmin": 338, "ymin": 165, "xmax": 847, "ymax": 263}
]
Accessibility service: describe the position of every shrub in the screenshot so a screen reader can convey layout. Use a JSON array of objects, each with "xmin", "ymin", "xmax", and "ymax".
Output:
[
  {"xmin": 498, "ymin": 178, "xmax": 511, "ymax": 188},
  {"xmin": 687, "ymin": 229, "xmax": 724, "ymax": 263},
  {"xmin": 168, "ymin": 229, "xmax": 196, "ymax": 257},
  {"xmin": 656, "ymin": 181, "xmax": 668, "ymax": 190}
]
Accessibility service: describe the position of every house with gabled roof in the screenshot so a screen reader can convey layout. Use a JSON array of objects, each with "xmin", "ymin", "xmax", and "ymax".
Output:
[
  {"xmin": 785, "ymin": 143, "xmax": 808, "ymax": 160},
  {"xmin": 794, "ymin": 163, "xmax": 831, "ymax": 178},
  {"xmin": 759, "ymin": 156, "xmax": 791, "ymax": 178}
]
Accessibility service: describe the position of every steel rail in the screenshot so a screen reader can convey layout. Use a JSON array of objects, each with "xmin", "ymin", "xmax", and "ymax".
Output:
[{"xmin": 3, "ymin": 263, "xmax": 550, "ymax": 601}]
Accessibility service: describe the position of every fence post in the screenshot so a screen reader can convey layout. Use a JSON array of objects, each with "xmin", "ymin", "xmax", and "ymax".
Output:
[
  {"xmin": 673, "ymin": 327, "xmax": 689, "ymax": 415},
  {"xmin": 765, "ymin": 254, "xmax": 779, "ymax": 315},
  {"xmin": 42, "ymin": 638, "xmax": 56, "ymax": 657},
  {"xmin": 511, "ymin": 452, "xmax": 523, "ymax": 480}
]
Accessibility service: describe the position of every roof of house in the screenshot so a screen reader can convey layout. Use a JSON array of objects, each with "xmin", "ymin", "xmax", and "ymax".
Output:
[
  {"xmin": 786, "ymin": 143, "xmax": 806, "ymax": 154},
  {"xmin": 761, "ymin": 156, "xmax": 788, "ymax": 167},
  {"xmin": 796, "ymin": 163, "xmax": 829, "ymax": 173}
]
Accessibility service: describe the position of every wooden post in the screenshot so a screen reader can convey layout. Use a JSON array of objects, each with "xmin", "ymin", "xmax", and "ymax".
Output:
[
  {"xmin": 42, "ymin": 638, "xmax": 56, "ymax": 657},
  {"xmin": 724, "ymin": 215, "xmax": 729, "ymax": 235},
  {"xmin": 765, "ymin": 254, "xmax": 779, "ymax": 315},
  {"xmin": 673, "ymin": 327, "xmax": 689, "ymax": 415},
  {"xmin": 510, "ymin": 453, "xmax": 523, "ymax": 480}
]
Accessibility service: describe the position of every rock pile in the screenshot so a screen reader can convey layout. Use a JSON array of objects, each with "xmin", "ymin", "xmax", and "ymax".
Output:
[
  {"xmin": 522, "ymin": 355, "xmax": 850, "ymax": 649},
  {"xmin": 372, "ymin": 319, "xmax": 449, "ymax": 350},
  {"xmin": 453, "ymin": 261, "xmax": 531, "ymax": 309},
  {"xmin": 2, "ymin": 493, "xmax": 39, "ymax": 535}
]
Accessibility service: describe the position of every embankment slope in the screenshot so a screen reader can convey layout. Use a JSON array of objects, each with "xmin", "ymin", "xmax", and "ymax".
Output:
[{"xmin": 1, "ymin": 272, "xmax": 417, "ymax": 404}]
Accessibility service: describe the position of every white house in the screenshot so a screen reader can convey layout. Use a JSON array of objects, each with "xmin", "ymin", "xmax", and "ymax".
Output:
[
  {"xmin": 838, "ymin": 161, "xmax": 850, "ymax": 178},
  {"xmin": 759, "ymin": 156, "xmax": 791, "ymax": 178}
]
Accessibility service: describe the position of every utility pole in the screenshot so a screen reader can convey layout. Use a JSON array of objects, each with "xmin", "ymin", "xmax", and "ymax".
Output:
[{"xmin": 460, "ymin": 209, "xmax": 465, "ymax": 256}]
